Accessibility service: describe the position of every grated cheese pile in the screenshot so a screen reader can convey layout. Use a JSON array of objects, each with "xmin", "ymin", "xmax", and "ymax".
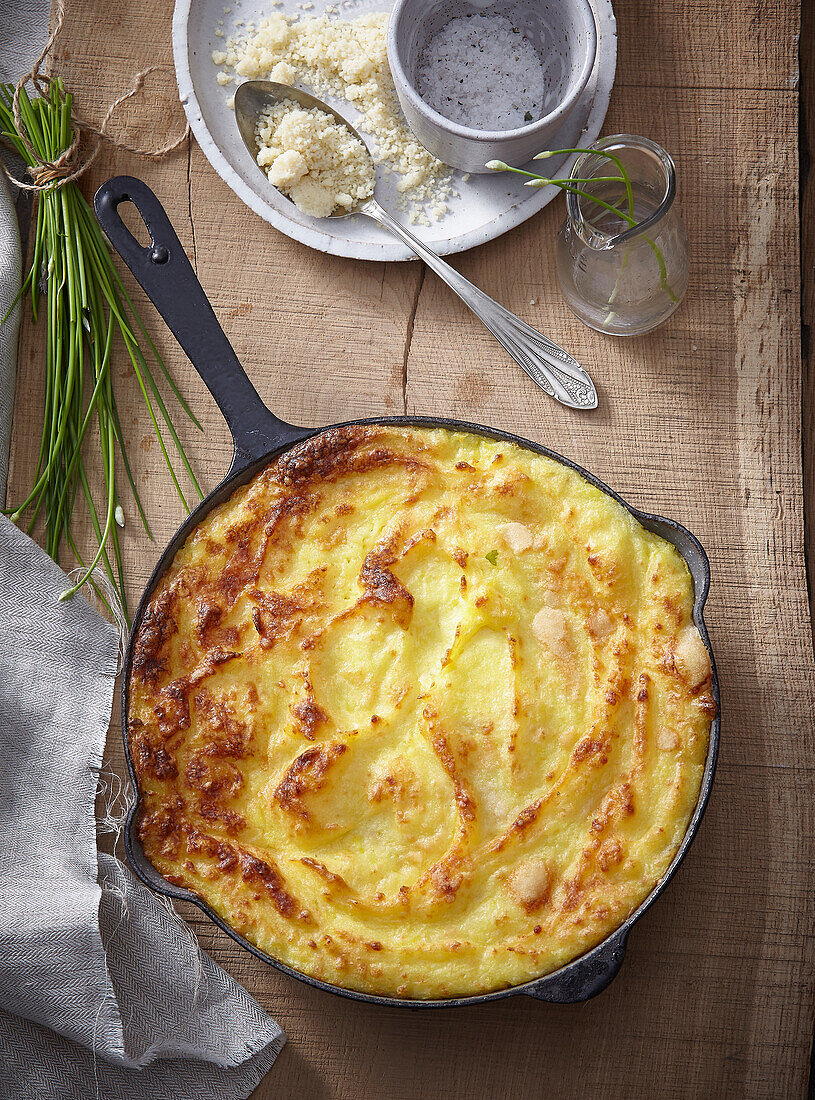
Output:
[
  {"xmin": 255, "ymin": 100, "xmax": 375, "ymax": 218},
  {"xmin": 212, "ymin": 11, "xmax": 456, "ymax": 223}
]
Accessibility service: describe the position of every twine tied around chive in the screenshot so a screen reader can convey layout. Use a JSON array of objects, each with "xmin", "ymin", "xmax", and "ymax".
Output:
[{"xmin": 1, "ymin": 0, "xmax": 190, "ymax": 195}]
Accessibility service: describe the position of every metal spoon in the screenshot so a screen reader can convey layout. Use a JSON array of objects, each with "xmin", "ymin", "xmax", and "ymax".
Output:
[{"xmin": 235, "ymin": 80, "xmax": 598, "ymax": 410}]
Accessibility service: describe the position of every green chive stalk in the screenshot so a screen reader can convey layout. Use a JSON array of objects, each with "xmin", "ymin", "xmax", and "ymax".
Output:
[
  {"xmin": 486, "ymin": 148, "xmax": 678, "ymax": 317},
  {"xmin": 0, "ymin": 79, "xmax": 202, "ymax": 615}
]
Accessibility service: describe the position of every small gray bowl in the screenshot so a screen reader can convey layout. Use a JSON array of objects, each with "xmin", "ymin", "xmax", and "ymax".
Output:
[{"xmin": 387, "ymin": 0, "xmax": 598, "ymax": 173}]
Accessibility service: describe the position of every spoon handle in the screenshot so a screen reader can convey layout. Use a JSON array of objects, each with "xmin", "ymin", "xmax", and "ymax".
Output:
[{"xmin": 362, "ymin": 201, "xmax": 598, "ymax": 410}]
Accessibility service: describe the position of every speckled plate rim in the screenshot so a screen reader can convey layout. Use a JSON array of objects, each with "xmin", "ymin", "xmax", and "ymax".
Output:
[{"xmin": 172, "ymin": 0, "xmax": 617, "ymax": 261}]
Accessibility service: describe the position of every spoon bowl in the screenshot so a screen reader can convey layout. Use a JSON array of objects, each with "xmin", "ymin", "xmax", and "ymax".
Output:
[
  {"xmin": 234, "ymin": 79, "xmax": 598, "ymax": 410},
  {"xmin": 235, "ymin": 80, "xmax": 375, "ymax": 218}
]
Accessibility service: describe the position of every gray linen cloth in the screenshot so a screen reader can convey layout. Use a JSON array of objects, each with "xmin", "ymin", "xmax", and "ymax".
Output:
[
  {"xmin": 0, "ymin": 520, "xmax": 285, "ymax": 1099},
  {"xmin": 0, "ymin": 13, "xmax": 286, "ymax": 1095}
]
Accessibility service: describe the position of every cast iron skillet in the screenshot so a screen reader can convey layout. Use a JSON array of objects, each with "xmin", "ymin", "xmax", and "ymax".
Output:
[{"xmin": 95, "ymin": 176, "xmax": 720, "ymax": 1009}]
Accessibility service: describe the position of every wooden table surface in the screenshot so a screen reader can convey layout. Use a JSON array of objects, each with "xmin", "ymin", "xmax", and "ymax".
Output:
[{"xmin": 7, "ymin": 0, "xmax": 815, "ymax": 1095}]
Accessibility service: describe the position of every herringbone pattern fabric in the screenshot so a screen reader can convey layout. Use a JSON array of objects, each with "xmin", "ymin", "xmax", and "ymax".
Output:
[{"xmin": 0, "ymin": 517, "xmax": 285, "ymax": 1099}]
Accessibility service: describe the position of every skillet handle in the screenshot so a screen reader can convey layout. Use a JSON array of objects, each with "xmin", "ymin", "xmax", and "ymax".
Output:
[
  {"xmin": 94, "ymin": 176, "xmax": 305, "ymax": 474},
  {"xmin": 524, "ymin": 927, "xmax": 629, "ymax": 1003}
]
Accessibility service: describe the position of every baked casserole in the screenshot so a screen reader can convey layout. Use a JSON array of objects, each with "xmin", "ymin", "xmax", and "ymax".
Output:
[{"xmin": 128, "ymin": 425, "xmax": 716, "ymax": 999}]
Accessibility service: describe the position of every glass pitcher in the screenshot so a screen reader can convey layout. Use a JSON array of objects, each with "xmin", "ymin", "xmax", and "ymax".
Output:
[{"xmin": 555, "ymin": 134, "xmax": 689, "ymax": 336}]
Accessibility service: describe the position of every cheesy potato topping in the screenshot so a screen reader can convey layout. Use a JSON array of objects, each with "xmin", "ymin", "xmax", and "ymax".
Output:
[{"xmin": 129, "ymin": 425, "xmax": 715, "ymax": 999}]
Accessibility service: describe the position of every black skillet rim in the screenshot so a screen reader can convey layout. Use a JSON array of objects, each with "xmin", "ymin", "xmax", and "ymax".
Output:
[{"xmin": 121, "ymin": 415, "xmax": 720, "ymax": 1008}]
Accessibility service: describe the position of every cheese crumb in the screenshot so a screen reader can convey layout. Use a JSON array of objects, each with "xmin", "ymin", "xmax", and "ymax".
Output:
[
  {"xmin": 212, "ymin": 49, "xmax": 227, "ymax": 65},
  {"xmin": 657, "ymin": 727, "xmax": 681, "ymax": 752},
  {"xmin": 217, "ymin": 71, "xmax": 233, "ymax": 86},
  {"xmin": 266, "ymin": 147, "xmax": 308, "ymax": 187},
  {"xmin": 672, "ymin": 626, "xmax": 709, "ymax": 689},
  {"xmin": 498, "ymin": 522, "xmax": 533, "ymax": 554},
  {"xmin": 587, "ymin": 608, "xmax": 614, "ymax": 640},
  {"xmin": 270, "ymin": 60, "xmax": 297, "ymax": 84},
  {"xmin": 507, "ymin": 858, "xmax": 551, "ymax": 913},
  {"xmin": 532, "ymin": 607, "xmax": 570, "ymax": 659},
  {"xmin": 255, "ymin": 100, "xmax": 375, "ymax": 218}
]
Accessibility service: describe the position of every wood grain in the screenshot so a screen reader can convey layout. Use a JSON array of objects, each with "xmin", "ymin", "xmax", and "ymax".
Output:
[
  {"xmin": 6, "ymin": 0, "xmax": 814, "ymax": 1095},
  {"xmin": 802, "ymin": 0, "xmax": 815, "ymax": 666}
]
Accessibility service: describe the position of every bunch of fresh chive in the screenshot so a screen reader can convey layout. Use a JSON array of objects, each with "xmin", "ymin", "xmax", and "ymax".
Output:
[
  {"xmin": 486, "ymin": 148, "xmax": 677, "ymax": 303},
  {"xmin": 0, "ymin": 79, "xmax": 202, "ymax": 616}
]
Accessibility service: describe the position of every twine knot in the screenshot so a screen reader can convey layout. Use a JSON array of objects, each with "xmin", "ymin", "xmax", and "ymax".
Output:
[{"xmin": 25, "ymin": 131, "xmax": 81, "ymax": 188}]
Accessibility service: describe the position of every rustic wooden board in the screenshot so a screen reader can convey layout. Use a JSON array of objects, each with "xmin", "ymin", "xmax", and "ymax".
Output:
[
  {"xmin": 803, "ymin": 0, "xmax": 814, "ymax": 660},
  {"xmin": 6, "ymin": 0, "xmax": 814, "ymax": 1095}
]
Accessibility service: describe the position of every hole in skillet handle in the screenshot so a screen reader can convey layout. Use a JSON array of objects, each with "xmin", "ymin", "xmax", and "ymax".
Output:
[
  {"xmin": 94, "ymin": 178, "xmax": 168, "ymax": 274},
  {"xmin": 524, "ymin": 926, "xmax": 628, "ymax": 1003}
]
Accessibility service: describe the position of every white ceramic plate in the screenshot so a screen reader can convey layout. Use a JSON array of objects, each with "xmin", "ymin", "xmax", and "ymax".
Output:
[{"xmin": 173, "ymin": 0, "xmax": 616, "ymax": 260}]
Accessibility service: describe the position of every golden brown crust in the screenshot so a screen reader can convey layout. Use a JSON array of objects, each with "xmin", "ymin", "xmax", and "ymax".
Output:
[
  {"xmin": 132, "ymin": 587, "xmax": 178, "ymax": 685},
  {"xmin": 128, "ymin": 425, "xmax": 714, "ymax": 999},
  {"xmin": 274, "ymin": 743, "xmax": 348, "ymax": 820},
  {"xmin": 359, "ymin": 539, "xmax": 415, "ymax": 626}
]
